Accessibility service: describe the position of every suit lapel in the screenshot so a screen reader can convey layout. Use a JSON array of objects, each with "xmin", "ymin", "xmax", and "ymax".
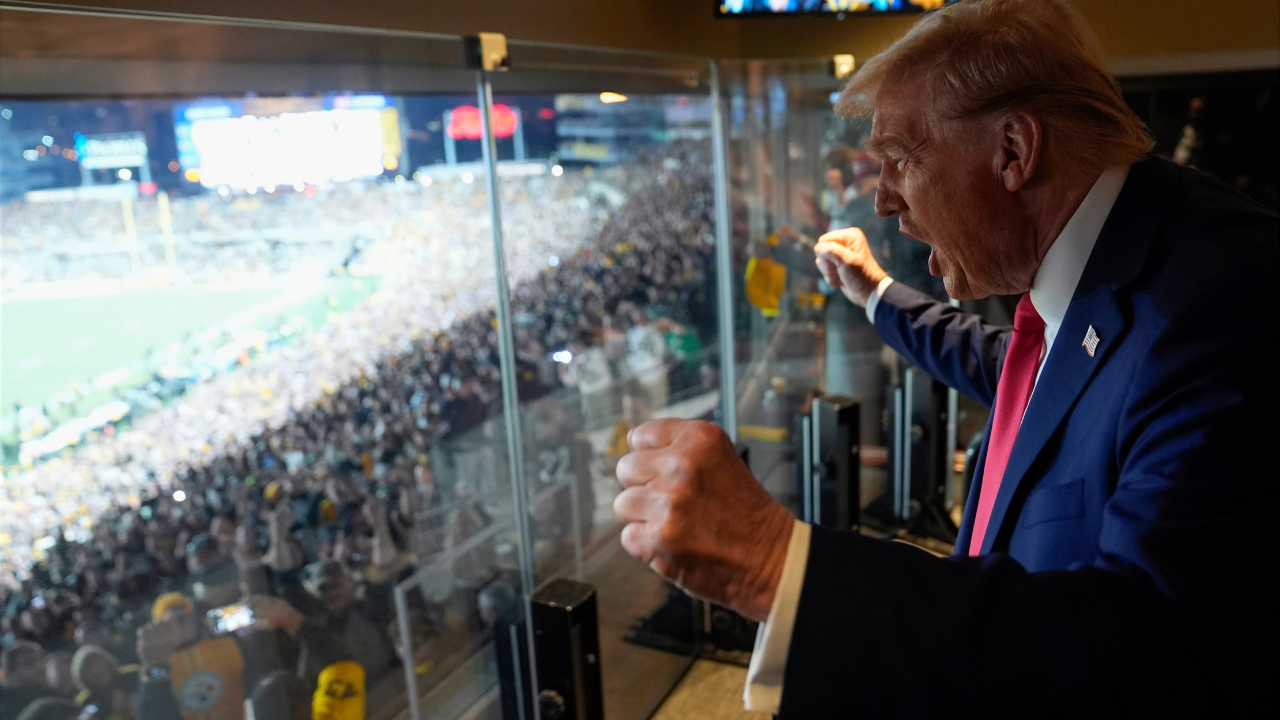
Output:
[
  {"xmin": 974, "ymin": 158, "xmax": 1180, "ymax": 554},
  {"xmin": 976, "ymin": 285, "xmax": 1125, "ymax": 553}
]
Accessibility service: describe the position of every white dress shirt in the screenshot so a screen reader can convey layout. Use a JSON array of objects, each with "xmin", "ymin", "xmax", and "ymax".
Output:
[{"xmin": 743, "ymin": 165, "xmax": 1130, "ymax": 713}]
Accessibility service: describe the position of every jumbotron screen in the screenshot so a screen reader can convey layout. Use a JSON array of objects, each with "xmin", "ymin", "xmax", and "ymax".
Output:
[
  {"xmin": 718, "ymin": 0, "xmax": 948, "ymax": 15},
  {"xmin": 173, "ymin": 95, "xmax": 401, "ymax": 190}
]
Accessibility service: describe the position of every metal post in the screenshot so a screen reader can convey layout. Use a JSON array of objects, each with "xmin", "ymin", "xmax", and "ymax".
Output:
[
  {"xmin": 478, "ymin": 67, "xmax": 542, "ymax": 720},
  {"xmin": 394, "ymin": 585, "xmax": 422, "ymax": 720},
  {"xmin": 710, "ymin": 61, "xmax": 737, "ymax": 442},
  {"xmin": 396, "ymin": 96, "xmax": 411, "ymax": 178},
  {"xmin": 444, "ymin": 110, "xmax": 458, "ymax": 165},
  {"xmin": 902, "ymin": 367, "xmax": 915, "ymax": 522},
  {"xmin": 513, "ymin": 106, "xmax": 527, "ymax": 162},
  {"xmin": 509, "ymin": 624, "xmax": 529, "ymax": 720},
  {"xmin": 811, "ymin": 400, "xmax": 822, "ymax": 524},
  {"xmin": 893, "ymin": 385, "xmax": 904, "ymax": 521},
  {"xmin": 121, "ymin": 197, "xmax": 141, "ymax": 275},
  {"xmin": 158, "ymin": 190, "xmax": 177, "ymax": 271},
  {"xmin": 800, "ymin": 414, "xmax": 813, "ymax": 523}
]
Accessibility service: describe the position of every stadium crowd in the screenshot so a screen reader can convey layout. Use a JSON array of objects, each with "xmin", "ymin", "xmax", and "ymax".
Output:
[{"xmin": 0, "ymin": 145, "xmax": 720, "ymax": 720}]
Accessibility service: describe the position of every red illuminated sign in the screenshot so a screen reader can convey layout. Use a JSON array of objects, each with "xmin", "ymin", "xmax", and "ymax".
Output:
[{"xmin": 447, "ymin": 105, "xmax": 518, "ymax": 140}]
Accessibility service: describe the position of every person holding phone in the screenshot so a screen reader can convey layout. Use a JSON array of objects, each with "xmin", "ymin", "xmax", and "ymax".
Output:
[
  {"xmin": 136, "ymin": 591, "xmax": 355, "ymax": 720},
  {"xmin": 135, "ymin": 594, "xmax": 247, "ymax": 720}
]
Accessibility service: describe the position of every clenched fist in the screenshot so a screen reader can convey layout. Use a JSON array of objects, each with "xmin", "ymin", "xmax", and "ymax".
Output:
[
  {"xmin": 814, "ymin": 226, "xmax": 889, "ymax": 307},
  {"xmin": 613, "ymin": 419, "xmax": 794, "ymax": 622}
]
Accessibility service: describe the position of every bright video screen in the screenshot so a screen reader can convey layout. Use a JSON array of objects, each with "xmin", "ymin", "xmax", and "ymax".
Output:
[
  {"xmin": 718, "ymin": 0, "xmax": 948, "ymax": 15},
  {"xmin": 174, "ymin": 95, "xmax": 398, "ymax": 189}
]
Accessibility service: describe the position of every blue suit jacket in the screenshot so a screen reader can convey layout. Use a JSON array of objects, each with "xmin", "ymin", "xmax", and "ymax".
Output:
[{"xmin": 778, "ymin": 158, "xmax": 1278, "ymax": 717}]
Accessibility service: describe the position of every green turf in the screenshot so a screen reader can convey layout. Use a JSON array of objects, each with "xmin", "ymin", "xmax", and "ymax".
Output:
[
  {"xmin": 2, "ymin": 287, "xmax": 282, "ymax": 409},
  {"xmin": 2, "ymin": 276, "xmax": 381, "ymax": 411}
]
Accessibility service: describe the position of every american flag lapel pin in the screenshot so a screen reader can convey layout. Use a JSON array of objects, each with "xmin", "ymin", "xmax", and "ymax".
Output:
[{"xmin": 1082, "ymin": 325, "xmax": 1100, "ymax": 357}]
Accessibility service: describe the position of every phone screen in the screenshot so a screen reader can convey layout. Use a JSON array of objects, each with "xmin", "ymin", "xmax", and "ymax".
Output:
[{"xmin": 206, "ymin": 602, "xmax": 254, "ymax": 635}]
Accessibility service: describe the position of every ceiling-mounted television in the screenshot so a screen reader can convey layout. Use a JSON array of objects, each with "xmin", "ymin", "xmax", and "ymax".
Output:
[{"xmin": 717, "ymin": 0, "xmax": 950, "ymax": 16}]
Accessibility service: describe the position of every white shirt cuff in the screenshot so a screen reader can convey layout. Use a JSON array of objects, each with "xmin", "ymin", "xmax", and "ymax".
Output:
[
  {"xmin": 864, "ymin": 276, "xmax": 895, "ymax": 323},
  {"xmin": 743, "ymin": 519, "xmax": 812, "ymax": 713}
]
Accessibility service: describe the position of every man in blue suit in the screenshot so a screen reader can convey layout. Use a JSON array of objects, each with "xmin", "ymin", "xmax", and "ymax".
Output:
[{"xmin": 613, "ymin": 0, "xmax": 1278, "ymax": 716}]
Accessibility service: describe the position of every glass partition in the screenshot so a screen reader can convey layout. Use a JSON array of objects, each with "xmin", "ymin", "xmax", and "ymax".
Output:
[
  {"xmin": 716, "ymin": 59, "xmax": 979, "ymax": 550},
  {"xmin": 0, "ymin": 8, "xmax": 728, "ymax": 719},
  {"xmin": 0, "ymin": 8, "xmax": 541, "ymax": 720},
  {"xmin": 484, "ymin": 44, "xmax": 715, "ymax": 720}
]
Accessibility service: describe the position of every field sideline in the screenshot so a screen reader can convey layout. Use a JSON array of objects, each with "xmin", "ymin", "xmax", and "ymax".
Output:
[{"xmin": 1, "ymin": 277, "xmax": 379, "ymax": 411}]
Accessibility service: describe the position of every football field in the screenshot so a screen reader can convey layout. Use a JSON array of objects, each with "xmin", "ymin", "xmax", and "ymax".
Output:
[{"xmin": 1, "ymin": 277, "xmax": 379, "ymax": 411}]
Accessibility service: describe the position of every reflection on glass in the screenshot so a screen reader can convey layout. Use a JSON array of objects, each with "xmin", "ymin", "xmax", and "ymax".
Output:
[
  {"xmin": 721, "ymin": 61, "xmax": 974, "ymax": 546},
  {"xmin": 492, "ymin": 89, "xmax": 716, "ymax": 720}
]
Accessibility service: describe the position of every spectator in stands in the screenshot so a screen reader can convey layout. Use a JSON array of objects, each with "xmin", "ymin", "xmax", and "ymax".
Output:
[
  {"xmin": 42, "ymin": 653, "xmax": 75, "ymax": 701},
  {"xmin": 2, "ymin": 145, "xmax": 719, "ymax": 720},
  {"xmin": 821, "ymin": 145, "xmax": 860, "ymax": 232},
  {"xmin": 2, "ymin": 642, "xmax": 53, "ymax": 720},
  {"xmin": 296, "ymin": 561, "xmax": 393, "ymax": 686},
  {"xmin": 69, "ymin": 645, "xmax": 130, "ymax": 720},
  {"xmin": 247, "ymin": 671, "xmax": 310, "ymax": 720}
]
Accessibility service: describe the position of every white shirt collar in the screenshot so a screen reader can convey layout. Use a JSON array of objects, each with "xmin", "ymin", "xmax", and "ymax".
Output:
[{"xmin": 1029, "ymin": 164, "xmax": 1129, "ymax": 356}]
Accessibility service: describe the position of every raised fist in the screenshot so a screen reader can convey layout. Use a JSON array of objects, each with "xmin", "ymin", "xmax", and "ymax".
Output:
[
  {"xmin": 814, "ymin": 226, "xmax": 889, "ymax": 307},
  {"xmin": 612, "ymin": 419, "xmax": 794, "ymax": 622}
]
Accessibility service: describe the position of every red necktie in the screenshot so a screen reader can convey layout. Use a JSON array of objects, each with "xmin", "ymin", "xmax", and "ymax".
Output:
[{"xmin": 969, "ymin": 294, "xmax": 1045, "ymax": 556}]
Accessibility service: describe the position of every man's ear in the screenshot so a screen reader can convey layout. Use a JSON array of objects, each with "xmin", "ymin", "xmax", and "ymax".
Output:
[{"xmin": 997, "ymin": 111, "xmax": 1042, "ymax": 192}]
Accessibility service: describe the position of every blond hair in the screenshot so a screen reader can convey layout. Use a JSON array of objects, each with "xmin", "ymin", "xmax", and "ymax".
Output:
[{"xmin": 839, "ymin": 0, "xmax": 1153, "ymax": 173}]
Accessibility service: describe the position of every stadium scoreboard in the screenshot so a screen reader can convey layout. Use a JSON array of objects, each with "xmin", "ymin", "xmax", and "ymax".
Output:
[{"xmin": 173, "ymin": 94, "xmax": 403, "ymax": 191}]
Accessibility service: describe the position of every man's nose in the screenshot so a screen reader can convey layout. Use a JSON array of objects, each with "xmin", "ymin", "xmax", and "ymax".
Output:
[{"xmin": 875, "ymin": 187, "xmax": 903, "ymax": 218}]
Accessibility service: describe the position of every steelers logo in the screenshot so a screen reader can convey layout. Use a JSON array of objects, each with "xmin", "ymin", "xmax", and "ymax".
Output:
[
  {"xmin": 325, "ymin": 678, "xmax": 360, "ymax": 700},
  {"xmin": 177, "ymin": 670, "xmax": 226, "ymax": 712}
]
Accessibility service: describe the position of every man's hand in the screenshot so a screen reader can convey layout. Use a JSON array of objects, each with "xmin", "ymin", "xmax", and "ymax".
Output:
[
  {"xmin": 249, "ymin": 594, "xmax": 306, "ymax": 635},
  {"xmin": 613, "ymin": 419, "xmax": 795, "ymax": 622},
  {"xmin": 137, "ymin": 613, "xmax": 199, "ymax": 669},
  {"xmin": 814, "ymin": 227, "xmax": 889, "ymax": 307},
  {"xmin": 263, "ymin": 507, "xmax": 304, "ymax": 573}
]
